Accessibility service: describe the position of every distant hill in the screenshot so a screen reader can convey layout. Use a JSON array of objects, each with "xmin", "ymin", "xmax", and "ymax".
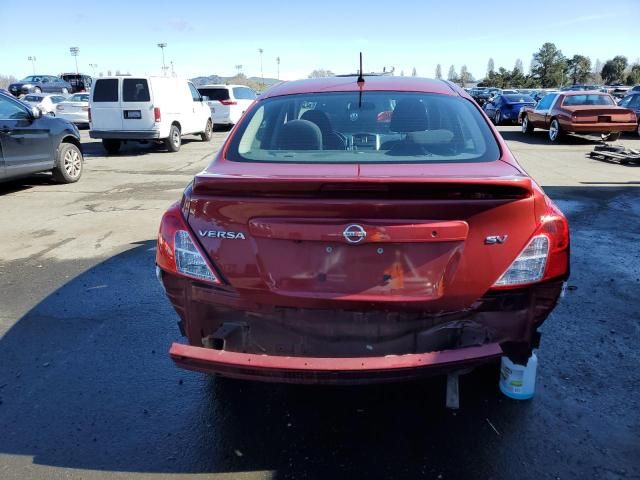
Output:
[{"xmin": 190, "ymin": 74, "xmax": 281, "ymax": 89}]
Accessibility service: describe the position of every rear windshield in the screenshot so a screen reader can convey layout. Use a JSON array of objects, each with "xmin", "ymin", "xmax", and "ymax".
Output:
[
  {"xmin": 62, "ymin": 75, "xmax": 90, "ymax": 88},
  {"xmin": 233, "ymin": 87, "xmax": 256, "ymax": 100},
  {"xmin": 123, "ymin": 79, "xmax": 150, "ymax": 102},
  {"xmin": 23, "ymin": 95, "xmax": 43, "ymax": 102},
  {"xmin": 92, "ymin": 79, "xmax": 118, "ymax": 102},
  {"xmin": 227, "ymin": 92, "xmax": 500, "ymax": 164},
  {"xmin": 198, "ymin": 88, "xmax": 230, "ymax": 101},
  {"xmin": 68, "ymin": 94, "xmax": 90, "ymax": 102},
  {"xmin": 562, "ymin": 94, "xmax": 614, "ymax": 106},
  {"xmin": 503, "ymin": 95, "xmax": 535, "ymax": 103}
]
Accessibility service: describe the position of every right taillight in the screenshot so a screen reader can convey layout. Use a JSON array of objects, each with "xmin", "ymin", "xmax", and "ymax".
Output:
[
  {"xmin": 493, "ymin": 206, "xmax": 569, "ymax": 289},
  {"xmin": 156, "ymin": 204, "xmax": 221, "ymax": 285},
  {"xmin": 154, "ymin": 107, "xmax": 161, "ymax": 122},
  {"xmin": 220, "ymin": 100, "xmax": 237, "ymax": 106},
  {"xmin": 56, "ymin": 104, "xmax": 64, "ymax": 111}
]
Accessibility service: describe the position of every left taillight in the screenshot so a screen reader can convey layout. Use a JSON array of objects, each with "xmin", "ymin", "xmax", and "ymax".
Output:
[
  {"xmin": 156, "ymin": 203, "xmax": 221, "ymax": 285},
  {"xmin": 492, "ymin": 202, "xmax": 569, "ymax": 289}
]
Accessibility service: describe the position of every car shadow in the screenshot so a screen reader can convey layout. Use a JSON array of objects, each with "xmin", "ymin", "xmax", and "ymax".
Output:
[
  {"xmin": 499, "ymin": 129, "xmax": 607, "ymax": 146},
  {"xmin": 81, "ymin": 138, "xmax": 200, "ymax": 158},
  {"xmin": 0, "ymin": 185, "xmax": 638, "ymax": 478},
  {"xmin": 0, "ymin": 173, "xmax": 55, "ymax": 195}
]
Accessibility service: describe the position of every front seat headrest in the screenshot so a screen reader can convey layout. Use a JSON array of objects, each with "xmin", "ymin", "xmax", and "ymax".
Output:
[
  {"xmin": 390, "ymin": 98, "xmax": 429, "ymax": 133},
  {"xmin": 277, "ymin": 119, "xmax": 323, "ymax": 150}
]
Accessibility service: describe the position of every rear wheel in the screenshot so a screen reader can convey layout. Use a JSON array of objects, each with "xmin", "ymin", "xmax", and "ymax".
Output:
[
  {"xmin": 601, "ymin": 132, "xmax": 621, "ymax": 142},
  {"xmin": 33, "ymin": 87, "xmax": 41, "ymax": 94},
  {"xmin": 521, "ymin": 115, "xmax": 534, "ymax": 134},
  {"xmin": 102, "ymin": 139, "xmax": 121, "ymax": 155},
  {"xmin": 201, "ymin": 119, "xmax": 213, "ymax": 142},
  {"xmin": 52, "ymin": 142, "xmax": 83, "ymax": 183},
  {"xmin": 548, "ymin": 119, "xmax": 563, "ymax": 143},
  {"xmin": 165, "ymin": 124, "xmax": 181, "ymax": 152}
]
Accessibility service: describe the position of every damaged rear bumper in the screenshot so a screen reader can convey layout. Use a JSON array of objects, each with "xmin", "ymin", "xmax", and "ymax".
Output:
[{"xmin": 169, "ymin": 342, "xmax": 503, "ymax": 385}]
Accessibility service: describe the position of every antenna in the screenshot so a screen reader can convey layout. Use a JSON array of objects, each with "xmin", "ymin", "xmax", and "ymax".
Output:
[{"xmin": 357, "ymin": 52, "xmax": 365, "ymax": 83}]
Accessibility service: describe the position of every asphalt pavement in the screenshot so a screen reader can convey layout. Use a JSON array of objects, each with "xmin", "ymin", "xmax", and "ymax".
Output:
[{"xmin": 0, "ymin": 127, "xmax": 639, "ymax": 480}]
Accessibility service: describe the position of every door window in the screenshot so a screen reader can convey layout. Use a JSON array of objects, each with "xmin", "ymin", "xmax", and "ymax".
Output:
[
  {"xmin": 536, "ymin": 94, "xmax": 557, "ymax": 110},
  {"xmin": 93, "ymin": 79, "xmax": 119, "ymax": 102},
  {"xmin": 0, "ymin": 95, "xmax": 29, "ymax": 119},
  {"xmin": 123, "ymin": 79, "xmax": 150, "ymax": 102},
  {"xmin": 188, "ymin": 83, "xmax": 202, "ymax": 101}
]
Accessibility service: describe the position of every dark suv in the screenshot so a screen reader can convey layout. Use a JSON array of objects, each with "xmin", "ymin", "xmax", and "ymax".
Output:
[{"xmin": 0, "ymin": 92, "xmax": 84, "ymax": 183}]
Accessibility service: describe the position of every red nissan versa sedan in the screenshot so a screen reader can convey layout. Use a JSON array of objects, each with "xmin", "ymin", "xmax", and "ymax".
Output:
[{"xmin": 156, "ymin": 76, "xmax": 570, "ymax": 384}]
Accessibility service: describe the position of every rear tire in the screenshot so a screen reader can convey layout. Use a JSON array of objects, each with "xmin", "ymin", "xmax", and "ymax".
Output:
[
  {"xmin": 165, "ymin": 124, "xmax": 181, "ymax": 152},
  {"xmin": 52, "ymin": 142, "xmax": 83, "ymax": 183},
  {"xmin": 34, "ymin": 87, "xmax": 42, "ymax": 94},
  {"xmin": 521, "ymin": 115, "xmax": 534, "ymax": 134},
  {"xmin": 201, "ymin": 119, "xmax": 213, "ymax": 142},
  {"xmin": 548, "ymin": 119, "xmax": 563, "ymax": 143},
  {"xmin": 601, "ymin": 132, "xmax": 621, "ymax": 142},
  {"xmin": 102, "ymin": 139, "xmax": 121, "ymax": 155}
]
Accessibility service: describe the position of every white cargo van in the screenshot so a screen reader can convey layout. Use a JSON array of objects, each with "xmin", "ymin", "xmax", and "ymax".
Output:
[{"xmin": 89, "ymin": 77, "xmax": 212, "ymax": 154}]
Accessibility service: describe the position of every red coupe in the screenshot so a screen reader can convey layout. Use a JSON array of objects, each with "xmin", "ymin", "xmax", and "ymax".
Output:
[{"xmin": 156, "ymin": 76, "xmax": 570, "ymax": 384}]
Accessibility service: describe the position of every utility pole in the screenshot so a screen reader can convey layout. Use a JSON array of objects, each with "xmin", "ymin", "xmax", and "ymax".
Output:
[
  {"xmin": 258, "ymin": 48, "xmax": 264, "ymax": 88},
  {"xmin": 69, "ymin": 47, "xmax": 79, "ymax": 74},
  {"xmin": 170, "ymin": 61, "xmax": 175, "ymax": 77},
  {"xmin": 157, "ymin": 43, "xmax": 167, "ymax": 76},
  {"xmin": 27, "ymin": 56, "xmax": 36, "ymax": 74},
  {"xmin": 276, "ymin": 56, "xmax": 280, "ymax": 80},
  {"xmin": 235, "ymin": 64, "xmax": 243, "ymax": 76}
]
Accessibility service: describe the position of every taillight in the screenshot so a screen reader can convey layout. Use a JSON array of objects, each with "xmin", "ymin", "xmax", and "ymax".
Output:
[
  {"xmin": 88, "ymin": 107, "xmax": 91, "ymax": 122},
  {"xmin": 154, "ymin": 107, "xmax": 161, "ymax": 122},
  {"xmin": 156, "ymin": 204, "xmax": 221, "ymax": 285},
  {"xmin": 56, "ymin": 104, "xmax": 64, "ymax": 111},
  {"xmin": 492, "ymin": 203, "xmax": 569, "ymax": 289},
  {"xmin": 220, "ymin": 100, "xmax": 237, "ymax": 106}
]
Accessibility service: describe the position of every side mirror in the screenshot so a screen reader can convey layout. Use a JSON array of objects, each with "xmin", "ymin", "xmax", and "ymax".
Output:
[
  {"xmin": 31, "ymin": 106, "xmax": 42, "ymax": 119},
  {"xmin": 201, "ymin": 96, "xmax": 209, "ymax": 102}
]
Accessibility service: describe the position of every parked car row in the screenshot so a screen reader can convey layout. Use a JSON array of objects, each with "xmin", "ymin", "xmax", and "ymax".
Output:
[{"xmin": 8, "ymin": 73, "xmax": 92, "ymax": 97}]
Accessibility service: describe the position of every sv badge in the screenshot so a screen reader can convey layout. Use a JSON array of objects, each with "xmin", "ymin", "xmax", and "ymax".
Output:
[{"xmin": 485, "ymin": 235, "xmax": 508, "ymax": 245}]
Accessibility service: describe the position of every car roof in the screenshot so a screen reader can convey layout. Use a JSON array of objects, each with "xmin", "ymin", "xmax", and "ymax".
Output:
[
  {"xmin": 561, "ymin": 90, "xmax": 610, "ymax": 96},
  {"xmin": 197, "ymin": 84, "xmax": 253, "ymax": 89},
  {"xmin": 259, "ymin": 76, "xmax": 462, "ymax": 100}
]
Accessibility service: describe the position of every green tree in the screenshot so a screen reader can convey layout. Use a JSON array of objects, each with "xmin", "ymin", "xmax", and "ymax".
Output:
[
  {"xmin": 601, "ymin": 56, "xmax": 628, "ymax": 84},
  {"xmin": 626, "ymin": 64, "xmax": 640, "ymax": 85},
  {"xmin": 592, "ymin": 58, "xmax": 603, "ymax": 83},
  {"xmin": 459, "ymin": 65, "xmax": 473, "ymax": 87},
  {"xmin": 531, "ymin": 42, "xmax": 567, "ymax": 88},
  {"xmin": 566, "ymin": 55, "xmax": 592, "ymax": 84},
  {"xmin": 435, "ymin": 64, "xmax": 442, "ymax": 79}
]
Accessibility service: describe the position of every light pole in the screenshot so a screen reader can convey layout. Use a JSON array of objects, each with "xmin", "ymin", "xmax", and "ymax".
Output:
[
  {"xmin": 276, "ymin": 56, "xmax": 280, "ymax": 80},
  {"xmin": 258, "ymin": 48, "xmax": 264, "ymax": 88},
  {"xmin": 27, "ymin": 56, "xmax": 36, "ymax": 74},
  {"xmin": 157, "ymin": 43, "xmax": 167, "ymax": 76},
  {"xmin": 89, "ymin": 63, "xmax": 98, "ymax": 77},
  {"xmin": 69, "ymin": 47, "xmax": 79, "ymax": 74},
  {"xmin": 170, "ymin": 61, "xmax": 175, "ymax": 77},
  {"xmin": 235, "ymin": 64, "xmax": 243, "ymax": 76}
]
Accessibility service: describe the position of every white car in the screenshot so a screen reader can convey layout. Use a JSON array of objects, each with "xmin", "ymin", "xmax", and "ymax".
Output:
[
  {"xmin": 197, "ymin": 84, "xmax": 256, "ymax": 126},
  {"xmin": 89, "ymin": 76, "xmax": 212, "ymax": 154},
  {"xmin": 20, "ymin": 93, "xmax": 67, "ymax": 115},
  {"xmin": 56, "ymin": 93, "xmax": 90, "ymax": 127}
]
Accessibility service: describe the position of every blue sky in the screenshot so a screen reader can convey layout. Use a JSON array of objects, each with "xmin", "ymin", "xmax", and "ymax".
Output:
[{"xmin": 1, "ymin": 0, "xmax": 639, "ymax": 81}]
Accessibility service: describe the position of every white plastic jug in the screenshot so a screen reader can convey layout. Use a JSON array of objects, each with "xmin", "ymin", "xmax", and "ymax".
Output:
[{"xmin": 499, "ymin": 352, "xmax": 538, "ymax": 400}]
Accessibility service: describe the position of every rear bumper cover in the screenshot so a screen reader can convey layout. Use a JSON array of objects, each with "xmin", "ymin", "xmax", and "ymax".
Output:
[
  {"xmin": 169, "ymin": 342, "xmax": 503, "ymax": 384},
  {"xmin": 567, "ymin": 122, "xmax": 637, "ymax": 133},
  {"xmin": 89, "ymin": 130, "xmax": 161, "ymax": 140}
]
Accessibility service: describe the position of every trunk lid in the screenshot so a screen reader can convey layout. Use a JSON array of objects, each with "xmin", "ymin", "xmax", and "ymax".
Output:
[
  {"xmin": 187, "ymin": 161, "xmax": 537, "ymax": 311},
  {"xmin": 565, "ymin": 105, "xmax": 636, "ymax": 123}
]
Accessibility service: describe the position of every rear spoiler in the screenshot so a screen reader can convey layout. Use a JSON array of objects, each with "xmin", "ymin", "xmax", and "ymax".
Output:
[{"xmin": 192, "ymin": 175, "xmax": 534, "ymax": 200}]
